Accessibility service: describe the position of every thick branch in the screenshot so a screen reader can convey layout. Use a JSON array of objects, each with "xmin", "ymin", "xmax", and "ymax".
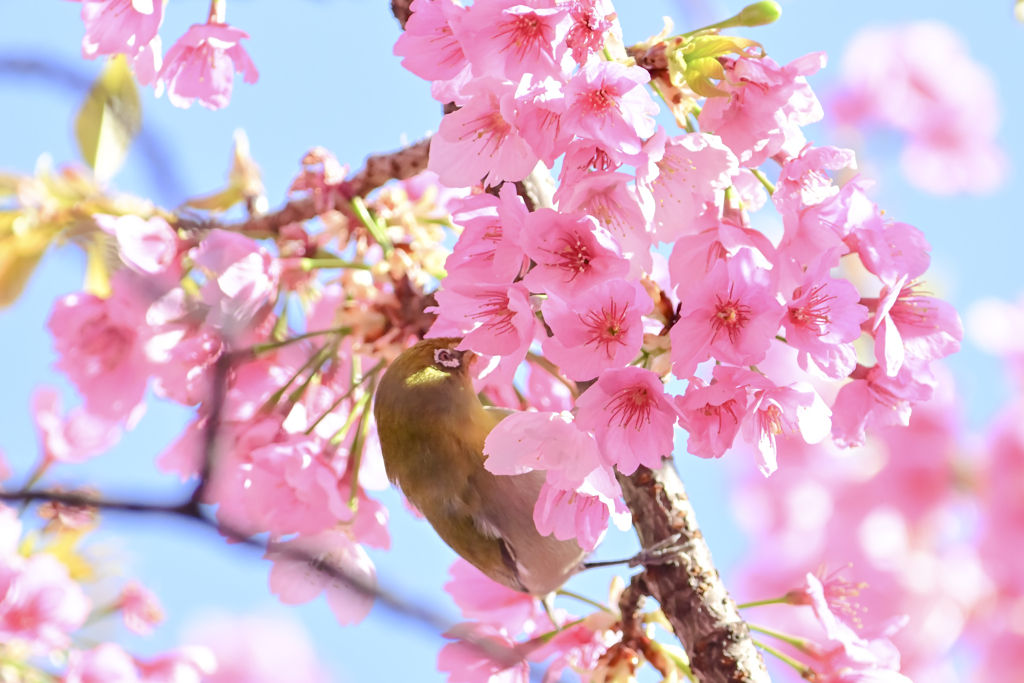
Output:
[{"xmin": 617, "ymin": 462, "xmax": 770, "ymax": 683}]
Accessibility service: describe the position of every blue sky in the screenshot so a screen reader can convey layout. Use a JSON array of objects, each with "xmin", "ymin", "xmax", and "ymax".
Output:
[{"xmin": 1, "ymin": 1, "xmax": 1022, "ymax": 681}]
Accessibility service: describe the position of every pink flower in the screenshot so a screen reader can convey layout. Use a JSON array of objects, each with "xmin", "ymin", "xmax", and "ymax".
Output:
[
  {"xmin": 675, "ymin": 373, "xmax": 751, "ymax": 459},
  {"xmin": 266, "ymin": 530, "xmax": 376, "ymax": 626},
  {"xmin": 565, "ymin": 0, "xmax": 617, "ymax": 65},
  {"xmin": 698, "ymin": 52, "xmax": 825, "ymax": 167},
  {"xmin": 429, "ymin": 77, "xmax": 539, "ymax": 188},
  {"xmin": 525, "ymin": 365, "xmax": 574, "ymax": 413},
  {"xmin": 445, "ymin": 560, "xmax": 537, "ymax": 637},
  {"xmin": 867, "ymin": 277, "xmax": 962, "ymax": 377},
  {"xmin": 190, "ymin": 229, "xmax": 279, "ymax": 338},
  {"xmin": 667, "ymin": 217, "xmax": 776, "ymax": 296},
  {"xmin": 715, "ymin": 367, "xmax": 832, "ymax": 476},
  {"xmin": 533, "ymin": 469, "xmax": 629, "ymax": 551},
  {"xmin": 213, "ymin": 430, "xmax": 346, "ymax": 538},
  {"xmin": 438, "ymin": 623, "xmax": 529, "ymax": 683},
  {"xmin": 66, "ymin": 643, "xmax": 139, "ymax": 683},
  {"xmin": 31, "ymin": 386, "xmax": 122, "ymax": 463},
  {"xmin": 830, "ymin": 360, "xmax": 936, "ymax": 448},
  {"xmin": 574, "ymin": 367, "xmax": 679, "ymax": 474},
  {"xmin": 433, "ymin": 282, "xmax": 536, "ymax": 380},
  {"xmin": 521, "ymin": 209, "xmax": 629, "ymax": 299},
  {"xmin": 562, "ymin": 61, "xmax": 659, "ymax": 155},
  {"xmin": 553, "ymin": 171, "xmax": 654, "ymax": 275},
  {"xmin": 94, "ymin": 214, "xmax": 179, "ymax": 276},
  {"xmin": 773, "ymin": 145, "xmax": 857, "ymax": 214},
  {"xmin": 669, "ymin": 250, "xmax": 784, "ymax": 378},
  {"xmin": 147, "ymin": 326, "xmax": 223, "ymax": 406},
  {"xmin": 118, "ymin": 581, "xmax": 164, "ymax": 636},
  {"xmin": 641, "ymin": 129, "xmax": 739, "ymax": 242},
  {"xmin": 444, "ymin": 185, "xmax": 530, "ymax": 284},
  {"xmin": 484, "ymin": 411, "xmax": 602, "ymax": 486},
  {"xmin": 849, "ymin": 221, "xmax": 931, "ymax": 286},
  {"xmin": 541, "ymin": 279, "xmax": 651, "ymax": 381},
  {"xmin": 458, "ymin": 0, "xmax": 571, "ymax": 82},
  {"xmin": 515, "ymin": 77, "xmax": 573, "ymax": 167},
  {"xmin": 0, "ymin": 554, "xmax": 91, "ymax": 653},
  {"xmin": 830, "ymin": 22, "xmax": 1006, "ymax": 196},
  {"xmin": 777, "ymin": 176, "xmax": 871, "ymax": 274},
  {"xmin": 783, "ymin": 249, "xmax": 869, "ymax": 379},
  {"xmin": 393, "ymin": 0, "xmax": 470, "ymax": 86},
  {"xmin": 157, "ymin": 23, "xmax": 258, "ymax": 110},
  {"xmin": 48, "ymin": 275, "xmax": 152, "ymax": 423},
  {"xmin": 78, "ymin": 0, "xmax": 164, "ymax": 85},
  {"xmin": 181, "ymin": 613, "xmax": 331, "ymax": 683}
]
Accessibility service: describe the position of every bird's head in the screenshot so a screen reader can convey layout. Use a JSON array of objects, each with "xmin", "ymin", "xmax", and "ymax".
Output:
[{"xmin": 374, "ymin": 337, "xmax": 479, "ymax": 425}]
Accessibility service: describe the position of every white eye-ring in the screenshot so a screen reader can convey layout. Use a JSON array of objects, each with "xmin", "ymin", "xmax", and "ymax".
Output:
[{"xmin": 434, "ymin": 348, "xmax": 461, "ymax": 368}]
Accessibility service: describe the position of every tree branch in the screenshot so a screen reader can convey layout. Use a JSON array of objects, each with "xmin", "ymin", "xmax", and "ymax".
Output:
[
  {"xmin": 617, "ymin": 462, "xmax": 770, "ymax": 683},
  {"xmin": 197, "ymin": 136, "xmax": 432, "ymax": 236}
]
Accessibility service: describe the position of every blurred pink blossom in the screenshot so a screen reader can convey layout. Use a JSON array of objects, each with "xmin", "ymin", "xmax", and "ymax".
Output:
[{"xmin": 157, "ymin": 23, "xmax": 258, "ymax": 110}]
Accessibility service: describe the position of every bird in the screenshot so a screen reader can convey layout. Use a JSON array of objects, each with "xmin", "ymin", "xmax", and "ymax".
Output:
[{"xmin": 373, "ymin": 337, "xmax": 587, "ymax": 597}]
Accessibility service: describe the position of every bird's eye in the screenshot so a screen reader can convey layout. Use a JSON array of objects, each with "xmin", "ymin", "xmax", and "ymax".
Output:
[{"xmin": 434, "ymin": 348, "xmax": 461, "ymax": 369}]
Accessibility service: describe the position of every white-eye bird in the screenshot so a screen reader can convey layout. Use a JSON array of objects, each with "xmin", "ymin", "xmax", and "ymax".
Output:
[{"xmin": 373, "ymin": 337, "xmax": 587, "ymax": 596}]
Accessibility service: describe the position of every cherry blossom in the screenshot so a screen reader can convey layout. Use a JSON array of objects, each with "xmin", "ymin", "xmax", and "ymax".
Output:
[
  {"xmin": 830, "ymin": 360, "xmax": 936, "ymax": 448},
  {"xmin": 77, "ymin": 0, "xmax": 164, "ymax": 85},
  {"xmin": 393, "ymin": 0, "xmax": 471, "ymax": 97},
  {"xmin": 444, "ymin": 185, "xmax": 530, "ymax": 284},
  {"xmin": 458, "ymin": 0, "xmax": 571, "ymax": 83},
  {"xmin": 867, "ymin": 276, "xmax": 962, "ymax": 377},
  {"xmin": 773, "ymin": 145, "xmax": 857, "ymax": 215},
  {"xmin": 783, "ymin": 249, "xmax": 869, "ymax": 379},
  {"xmin": 641, "ymin": 129, "xmax": 739, "ymax": 242},
  {"xmin": 565, "ymin": 0, "xmax": 617, "ymax": 65},
  {"xmin": 675, "ymin": 373, "xmax": 749, "ymax": 459},
  {"xmin": 65, "ymin": 643, "xmax": 140, "ymax": 683},
  {"xmin": 94, "ymin": 214, "xmax": 179, "ymax": 276},
  {"xmin": 669, "ymin": 249, "xmax": 784, "ymax": 378},
  {"xmin": 118, "ymin": 581, "xmax": 164, "ymax": 636},
  {"xmin": 574, "ymin": 367, "xmax": 679, "ymax": 474},
  {"xmin": 541, "ymin": 278, "xmax": 651, "ymax": 381},
  {"xmin": 437, "ymin": 623, "xmax": 529, "ymax": 683},
  {"xmin": 48, "ymin": 273, "xmax": 152, "ymax": 424},
  {"xmin": 520, "ymin": 208, "xmax": 629, "ymax": 299},
  {"xmin": 157, "ymin": 23, "xmax": 259, "ymax": 110},
  {"xmin": 483, "ymin": 411, "xmax": 602, "ymax": 486},
  {"xmin": 0, "ymin": 554, "xmax": 91, "ymax": 653},
  {"xmin": 429, "ymin": 77, "xmax": 539, "ymax": 188},
  {"xmin": 31, "ymin": 386, "xmax": 122, "ymax": 463},
  {"xmin": 445, "ymin": 560, "xmax": 537, "ymax": 637},
  {"xmin": 266, "ymin": 530, "xmax": 376, "ymax": 626},
  {"xmin": 698, "ymin": 52, "xmax": 825, "ymax": 167},
  {"xmin": 562, "ymin": 61, "xmax": 659, "ymax": 155}
]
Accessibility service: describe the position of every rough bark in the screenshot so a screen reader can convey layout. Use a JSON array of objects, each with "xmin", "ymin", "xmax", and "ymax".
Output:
[{"xmin": 617, "ymin": 462, "xmax": 771, "ymax": 683}]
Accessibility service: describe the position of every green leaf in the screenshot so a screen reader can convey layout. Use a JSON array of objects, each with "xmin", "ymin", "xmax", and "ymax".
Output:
[{"xmin": 74, "ymin": 55, "xmax": 142, "ymax": 183}]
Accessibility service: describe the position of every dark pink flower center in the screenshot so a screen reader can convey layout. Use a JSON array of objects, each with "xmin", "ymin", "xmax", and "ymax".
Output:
[
  {"xmin": 758, "ymin": 404, "xmax": 785, "ymax": 436},
  {"xmin": 459, "ymin": 110, "xmax": 511, "ymax": 158},
  {"xmin": 711, "ymin": 289, "xmax": 752, "ymax": 344},
  {"xmin": 580, "ymin": 300, "xmax": 629, "ymax": 357},
  {"xmin": 582, "ymin": 85, "xmax": 619, "ymax": 118},
  {"xmin": 496, "ymin": 13, "xmax": 552, "ymax": 61},
  {"xmin": 79, "ymin": 317, "xmax": 133, "ymax": 371},
  {"xmin": 472, "ymin": 291, "xmax": 516, "ymax": 337},
  {"xmin": 432, "ymin": 25, "xmax": 465, "ymax": 68},
  {"xmin": 549, "ymin": 233, "xmax": 593, "ymax": 280},
  {"xmin": 605, "ymin": 385, "xmax": 654, "ymax": 430},
  {"xmin": 700, "ymin": 398, "xmax": 739, "ymax": 430},
  {"xmin": 890, "ymin": 282, "xmax": 934, "ymax": 327},
  {"xmin": 789, "ymin": 283, "xmax": 835, "ymax": 334}
]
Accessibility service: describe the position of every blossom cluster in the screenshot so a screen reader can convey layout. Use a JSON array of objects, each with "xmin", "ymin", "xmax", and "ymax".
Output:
[
  {"xmin": 0, "ymin": 494, "xmax": 211, "ymax": 682},
  {"xmin": 829, "ymin": 21, "xmax": 1006, "ymax": 196},
  {"xmin": 70, "ymin": 0, "xmax": 258, "ymax": 110},
  {"xmin": 394, "ymin": 0, "xmax": 962, "ymax": 558}
]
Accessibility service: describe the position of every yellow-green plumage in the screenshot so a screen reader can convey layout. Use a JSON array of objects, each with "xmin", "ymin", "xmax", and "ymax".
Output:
[{"xmin": 373, "ymin": 338, "xmax": 585, "ymax": 596}]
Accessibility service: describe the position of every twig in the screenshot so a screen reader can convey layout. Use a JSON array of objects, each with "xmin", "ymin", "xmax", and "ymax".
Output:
[{"xmin": 193, "ymin": 137, "xmax": 432, "ymax": 237}]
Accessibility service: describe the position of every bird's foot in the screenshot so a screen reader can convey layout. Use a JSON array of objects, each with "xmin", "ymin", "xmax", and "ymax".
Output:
[{"xmin": 582, "ymin": 533, "xmax": 689, "ymax": 571}]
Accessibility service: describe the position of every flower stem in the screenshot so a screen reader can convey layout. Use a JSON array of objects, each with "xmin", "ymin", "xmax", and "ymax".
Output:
[
  {"xmin": 305, "ymin": 360, "xmax": 384, "ymax": 435},
  {"xmin": 751, "ymin": 168, "xmax": 776, "ymax": 195},
  {"xmin": 557, "ymin": 589, "xmax": 613, "ymax": 613},
  {"xmin": 748, "ymin": 623, "xmax": 815, "ymax": 652},
  {"xmin": 250, "ymin": 326, "xmax": 351, "ymax": 356},
  {"xmin": 346, "ymin": 374, "xmax": 379, "ymax": 511},
  {"xmin": 736, "ymin": 597, "xmax": 788, "ymax": 609},
  {"xmin": 351, "ymin": 196, "xmax": 393, "ymax": 257},
  {"xmin": 752, "ymin": 639, "xmax": 815, "ymax": 677},
  {"xmin": 300, "ymin": 258, "xmax": 372, "ymax": 271}
]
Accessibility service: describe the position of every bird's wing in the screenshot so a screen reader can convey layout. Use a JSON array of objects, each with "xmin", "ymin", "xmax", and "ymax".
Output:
[{"xmin": 418, "ymin": 492, "xmax": 527, "ymax": 593}]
